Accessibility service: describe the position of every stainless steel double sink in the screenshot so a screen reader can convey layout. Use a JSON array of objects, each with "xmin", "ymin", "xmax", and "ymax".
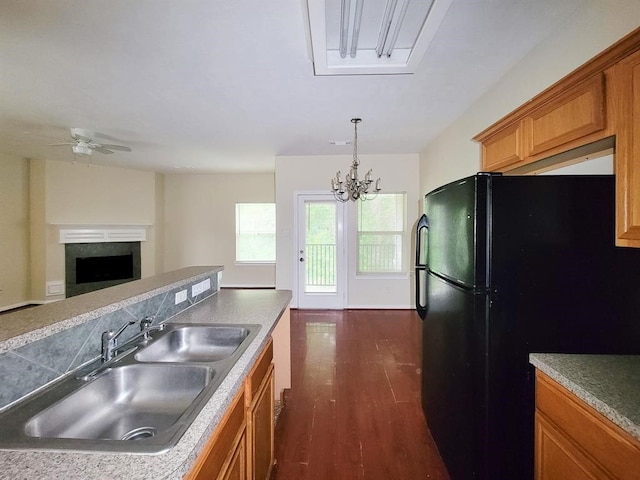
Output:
[{"xmin": 0, "ymin": 323, "xmax": 260, "ymax": 454}]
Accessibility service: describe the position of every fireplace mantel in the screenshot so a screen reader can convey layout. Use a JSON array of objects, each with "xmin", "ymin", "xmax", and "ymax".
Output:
[{"xmin": 56, "ymin": 225, "xmax": 148, "ymax": 244}]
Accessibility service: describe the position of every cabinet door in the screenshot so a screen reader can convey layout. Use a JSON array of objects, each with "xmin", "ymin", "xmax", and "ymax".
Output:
[
  {"xmin": 535, "ymin": 412, "xmax": 613, "ymax": 480},
  {"xmin": 480, "ymin": 122, "xmax": 524, "ymax": 171},
  {"xmin": 523, "ymin": 74, "xmax": 606, "ymax": 157},
  {"xmin": 245, "ymin": 339, "xmax": 275, "ymax": 480},
  {"xmin": 248, "ymin": 364, "xmax": 275, "ymax": 480},
  {"xmin": 615, "ymin": 49, "xmax": 640, "ymax": 246},
  {"xmin": 535, "ymin": 372, "xmax": 640, "ymax": 480},
  {"xmin": 185, "ymin": 389, "xmax": 246, "ymax": 480},
  {"xmin": 221, "ymin": 432, "xmax": 247, "ymax": 480}
]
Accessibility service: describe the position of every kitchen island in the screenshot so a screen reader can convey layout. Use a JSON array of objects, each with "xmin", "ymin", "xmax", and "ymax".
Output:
[
  {"xmin": 530, "ymin": 353, "xmax": 640, "ymax": 479},
  {"xmin": 0, "ymin": 268, "xmax": 291, "ymax": 480}
]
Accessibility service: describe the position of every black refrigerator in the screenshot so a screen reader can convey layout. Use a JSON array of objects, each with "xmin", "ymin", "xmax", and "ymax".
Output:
[{"xmin": 414, "ymin": 173, "xmax": 640, "ymax": 480}]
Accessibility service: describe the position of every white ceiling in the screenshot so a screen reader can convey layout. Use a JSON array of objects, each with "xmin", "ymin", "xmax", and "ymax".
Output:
[{"xmin": 0, "ymin": 0, "xmax": 587, "ymax": 173}]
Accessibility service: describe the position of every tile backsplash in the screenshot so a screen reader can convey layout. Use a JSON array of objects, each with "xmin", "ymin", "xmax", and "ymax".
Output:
[{"xmin": 0, "ymin": 272, "xmax": 220, "ymax": 410}]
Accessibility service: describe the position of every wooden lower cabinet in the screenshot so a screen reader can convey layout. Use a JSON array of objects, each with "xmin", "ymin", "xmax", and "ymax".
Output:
[
  {"xmin": 534, "ymin": 371, "xmax": 640, "ymax": 480},
  {"xmin": 222, "ymin": 432, "xmax": 246, "ymax": 480},
  {"xmin": 186, "ymin": 338, "xmax": 275, "ymax": 480},
  {"xmin": 246, "ymin": 339, "xmax": 275, "ymax": 480},
  {"xmin": 185, "ymin": 389, "xmax": 246, "ymax": 480}
]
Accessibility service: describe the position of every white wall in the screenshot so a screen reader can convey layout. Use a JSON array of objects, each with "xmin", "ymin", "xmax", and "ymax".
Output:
[
  {"xmin": 275, "ymin": 154, "xmax": 420, "ymax": 308},
  {"xmin": 0, "ymin": 153, "xmax": 30, "ymax": 310},
  {"xmin": 419, "ymin": 1, "xmax": 640, "ymax": 198},
  {"xmin": 539, "ymin": 154, "xmax": 614, "ymax": 176},
  {"xmin": 163, "ymin": 173, "xmax": 276, "ymax": 287},
  {"xmin": 29, "ymin": 159, "xmax": 160, "ymax": 302}
]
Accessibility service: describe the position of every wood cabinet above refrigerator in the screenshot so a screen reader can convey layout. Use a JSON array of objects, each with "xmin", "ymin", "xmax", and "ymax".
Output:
[{"xmin": 473, "ymin": 26, "xmax": 640, "ymax": 248}]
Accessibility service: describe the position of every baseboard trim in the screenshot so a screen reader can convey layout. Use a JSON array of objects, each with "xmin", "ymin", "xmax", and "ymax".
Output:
[
  {"xmin": 289, "ymin": 305, "xmax": 415, "ymax": 310},
  {"xmin": 0, "ymin": 299, "xmax": 61, "ymax": 313},
  {"xmin": 0, "ymin": 301, "xmax": 32, "ymax": 313},
  {"xmin": 221, "ymin": 284, "xmax": 276, "ymax": 289}
]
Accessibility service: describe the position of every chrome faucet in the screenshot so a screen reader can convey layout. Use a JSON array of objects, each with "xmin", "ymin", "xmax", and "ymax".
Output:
[
  {"xmin": 101, "ymin": 320, "xmax": 136, "ymax": 362},
  {"xmin": 140, "ymin": 315, "xmax": 155, "ymax": 342}
]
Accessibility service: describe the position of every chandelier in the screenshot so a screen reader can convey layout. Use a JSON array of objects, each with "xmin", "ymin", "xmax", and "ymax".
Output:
[{"xmin": 330, "ymin": 118, "xmax": 381, "ymax": 202}]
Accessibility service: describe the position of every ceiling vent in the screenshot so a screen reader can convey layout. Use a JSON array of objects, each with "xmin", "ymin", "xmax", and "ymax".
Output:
[{"xmin": 306, "ymin": 0, "xmax": 453, "ymax": 76}]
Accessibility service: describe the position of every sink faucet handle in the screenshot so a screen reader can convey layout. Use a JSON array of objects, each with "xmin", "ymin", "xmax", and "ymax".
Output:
[
  {"xmin": 140, "ymin": 315, "xmax": 156, "ymax": 341},
  {"xmin": 140, "ymin": 315, "xmax": 155, "ymax": 331}
]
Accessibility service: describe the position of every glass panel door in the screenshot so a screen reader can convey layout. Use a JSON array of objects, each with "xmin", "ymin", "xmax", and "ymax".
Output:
[{"xmin": 297, "ymin": 194, "xmax": 345, "ymax": 309}]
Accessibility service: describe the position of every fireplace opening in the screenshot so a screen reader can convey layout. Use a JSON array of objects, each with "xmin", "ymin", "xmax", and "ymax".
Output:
[
  {"xmin": 65, "ymin": 242, "xmax": 141, "ymax": 297},
  {"xmin": 76, "ymin": 253, "xmax": 134, "ymax": 284}
]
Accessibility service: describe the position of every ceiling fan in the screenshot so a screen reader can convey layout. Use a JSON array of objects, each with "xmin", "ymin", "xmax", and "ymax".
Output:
[{"xmin": 49, "ymin": 128, "xmax": 132, "ymax": 156}]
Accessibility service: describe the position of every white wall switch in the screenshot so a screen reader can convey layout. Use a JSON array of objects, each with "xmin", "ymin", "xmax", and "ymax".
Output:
[{"xmin": 175, "ymin": 289, "xmax": 188, "ymax": 305}]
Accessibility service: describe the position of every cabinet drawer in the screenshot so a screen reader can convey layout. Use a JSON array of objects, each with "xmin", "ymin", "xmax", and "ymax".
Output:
[
  {"xmin": 536, "ymin": 372, "xmax": 640, "ymax": 480},
  {"xmin": 524, "ymin": 74, "xmax": 605, "ymax": 156},
  {"xmin": 246, "ymin": 338, "xmax": 273, "ymax": 402}
]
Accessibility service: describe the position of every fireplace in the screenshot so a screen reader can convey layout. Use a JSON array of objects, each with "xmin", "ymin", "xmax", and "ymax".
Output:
[{"xmin": 65, "ymin": 242, "xmax": 141, "ymax": 297}]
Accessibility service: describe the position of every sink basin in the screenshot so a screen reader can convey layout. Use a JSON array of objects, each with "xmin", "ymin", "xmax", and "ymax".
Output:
[
  {"xmin": 24, "ymin": 364, "xmax": 212, "ymax": 441},
  {"xmin": 0, "ymin": 322, "xmax": 260, "ymax": 453},
  {"xmin": 135, "ymin": 325, "xmax": 252, "ymax": 363}
]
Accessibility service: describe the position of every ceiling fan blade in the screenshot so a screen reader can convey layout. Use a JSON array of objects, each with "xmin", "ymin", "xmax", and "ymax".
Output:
[
  {"xmin": 48, "ymin": 142, "xmax": 75, "ymax": 146},
  {"xmin": 100, "ymin": 144, "xmax": 131, "ymax": 152},
  {"xmin": 92, "ymin": 146, "xmax": 114, "ymax": 154}
]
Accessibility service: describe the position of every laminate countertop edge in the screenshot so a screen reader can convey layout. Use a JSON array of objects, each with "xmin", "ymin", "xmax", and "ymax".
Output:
[
  {"xmin": 0, "ymin": 288, "xmax": 292, "ymax": 480},
  {"xmin": 530, "ymin": 353, "xmax": 640, "ymax": 441}
]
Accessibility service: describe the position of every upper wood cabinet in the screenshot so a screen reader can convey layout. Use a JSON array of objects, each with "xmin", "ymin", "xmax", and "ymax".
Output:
[
  {"xmin": 523, "ymin": 74, "xmax": 605, "ymax": 157},
  {"xmin": 474, "ymin": 73, "xmax": 610, "ymax": 173},
  {"xmin": 479, "ymin": 121, "xmax": 524, "ymax": 171},
  {"xmin": 474, "ymin": 26, "xmax": 640, "ymax": 247},
  {"xmin": 614, "ymin": 49, "xmax": 640, "ymax": 245}
]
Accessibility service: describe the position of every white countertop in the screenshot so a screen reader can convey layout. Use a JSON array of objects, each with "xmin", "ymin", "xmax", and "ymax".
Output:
[{"xmin": 0, "ymin": 288, "xmax": 292, "ymax": 480}]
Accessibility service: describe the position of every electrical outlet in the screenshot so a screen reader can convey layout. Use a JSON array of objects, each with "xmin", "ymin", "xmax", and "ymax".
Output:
[
  {"xmin": 200, "ymin": 278, "xmax": 211, "ymax": 292},
  {"xmin": 175, "ymin": 289, "xmax": 187, "ymax": 305},
  {"xmin": 191, "ymin": 278, "xmax": 211, "ymax": 297}
]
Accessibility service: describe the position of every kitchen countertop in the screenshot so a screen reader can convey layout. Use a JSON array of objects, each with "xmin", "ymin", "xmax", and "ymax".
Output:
[
  {"xmin": 0, "ymin": 288, "xmax": 292, "ymax": 480},
  {"xmin": 530, "ymin": 353, "xmax": 640, "ymax": 441},
  {"xmin": 0, "ymin": 266, "xmax": 223, "ymax": 349}
]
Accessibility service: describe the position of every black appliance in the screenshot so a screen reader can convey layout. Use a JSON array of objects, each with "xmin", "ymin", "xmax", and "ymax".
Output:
[{"xmin": 414, "ymin": 173, "xmax": 640, "ymax": 480}]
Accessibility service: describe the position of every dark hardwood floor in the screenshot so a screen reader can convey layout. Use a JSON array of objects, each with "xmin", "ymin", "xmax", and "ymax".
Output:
[{"xmin": 271, "ymin": 309, "xmax": 450, "ymax": 480}]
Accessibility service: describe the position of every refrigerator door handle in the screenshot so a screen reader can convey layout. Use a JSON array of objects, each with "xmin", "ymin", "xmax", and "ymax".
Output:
[{"xmin": 415, "ymin": 214, "xmax": 429, "ymax": 319}]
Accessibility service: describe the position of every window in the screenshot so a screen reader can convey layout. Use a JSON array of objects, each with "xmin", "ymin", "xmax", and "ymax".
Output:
[
  {"xmin": 357, "ymin": 193, "xmax": 406, "ymax": 274},
  {"xmin": 235, "ymin": 203, "xmax": 276, "ymax": 263}
]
